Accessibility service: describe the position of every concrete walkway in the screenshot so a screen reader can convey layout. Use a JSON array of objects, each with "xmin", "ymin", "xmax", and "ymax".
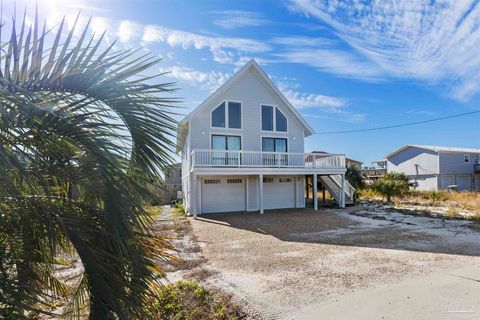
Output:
[{"xmin": 294, "ymin": 263, "xmax": 480, "ymax": 320}]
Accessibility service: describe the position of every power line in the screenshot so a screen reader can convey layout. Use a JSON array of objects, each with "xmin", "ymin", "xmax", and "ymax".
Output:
[{"xmin": 314, "ymin": 110, "xmax": 480, "ymax": 135}]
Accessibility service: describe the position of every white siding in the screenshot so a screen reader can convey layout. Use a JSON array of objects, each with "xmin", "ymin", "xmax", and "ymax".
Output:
[{"xmin": 189, "ymin": 67, "xmax": 305, "ymax": 153}]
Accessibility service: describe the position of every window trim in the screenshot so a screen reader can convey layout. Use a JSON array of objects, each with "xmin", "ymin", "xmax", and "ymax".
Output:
[
  {"xmin": 211, "ymin": 100, "xmax": 243, "ymax": 130},
  {"xmin": 464, "ymin": 154, "xmax": 470, "ymax": 163},
  {"xmin": 260, "ymin": 104, "xmax": 288, "ymax": 133}
]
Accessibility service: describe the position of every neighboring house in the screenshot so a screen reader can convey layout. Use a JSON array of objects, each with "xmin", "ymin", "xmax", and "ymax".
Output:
[
  {"xmin": 362, "ymin": 159, "xmax": 387, "ymax": 183},
  {"xmin": 384, "ymin": 145, "xmax": 480, "ymax": 191},
  {"xmin": 159, "ymin": 163, "xmax": 182, "ymax": 205},
  {"xmin": 176, "ymin": 59, "xmax": 354, "ymax": 216}
]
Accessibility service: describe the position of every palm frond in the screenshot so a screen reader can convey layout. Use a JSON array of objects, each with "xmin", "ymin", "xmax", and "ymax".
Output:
[{"xmin": 0, "ymin": 8, "xmax": 178, "ymax": 319}]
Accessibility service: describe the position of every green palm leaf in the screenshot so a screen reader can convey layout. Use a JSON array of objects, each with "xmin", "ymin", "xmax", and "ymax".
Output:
[{"xmin": 0, "ymin": 8, "xmax": 178, "ymax": 319}]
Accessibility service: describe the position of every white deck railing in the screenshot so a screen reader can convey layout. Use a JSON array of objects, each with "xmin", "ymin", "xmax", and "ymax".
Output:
[{"xmin": 191, "ymin": 149, "xmax": 345, "ymax": 169}]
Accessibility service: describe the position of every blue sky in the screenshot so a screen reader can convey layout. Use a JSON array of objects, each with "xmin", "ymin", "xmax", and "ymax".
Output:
[{"xmin": 8, "ymin": 0, "xmax": 480, "ymax": 164}]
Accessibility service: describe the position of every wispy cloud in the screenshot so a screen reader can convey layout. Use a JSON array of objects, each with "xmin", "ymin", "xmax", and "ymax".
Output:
[
  {"xmin": 212, "ymin": 10, "xmax": 267, "ymax": 29},
  {"xmin": 160, "ymin": 66, "xmax": 231, "ymax": 92},
  {"xmin": 287, "ymin": 0, "xmax": 480, "ymax": 100},
  {"xmin": 277, "ymin": 83, "xmax": 346, "ymax": 109},
  {"xmin": 142, "ymin": 25, "xmax": 270, "ymax": 52},
  {"xmin": 271, "ymin": 36, "xmax": 335, "ymax": 47},
  {"xmin": 117, "ymin": 20, "xmax": 142, "ymax": 43},
  {"xmin": 276, "ymin": 48, "xmax": 383, "ymax": 80},
  {"xmin": 275, "ymin": 80, "xmax": 364, "ymax": 123}
]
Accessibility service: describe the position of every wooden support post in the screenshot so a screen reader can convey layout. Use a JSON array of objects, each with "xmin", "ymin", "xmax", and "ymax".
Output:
[{"xmin": 313, "ymin": 174, "xmax": 318, "ymax": 210}]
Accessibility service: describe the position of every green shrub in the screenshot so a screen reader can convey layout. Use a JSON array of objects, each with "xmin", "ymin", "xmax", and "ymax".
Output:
[
  {"xmin": 146, "ymin": 281, "xmax": 243, "ymax": 320},
  {"xmin": 174, "ymin": 202, "xmax": 187, "ymax": 216},
  {"xmin": 371, "ymin": 173, "xmax": 412, "ymax": 203},
  {"xmin": 426, "ymin": 190, "xmax": 449, "ymax": 206}
]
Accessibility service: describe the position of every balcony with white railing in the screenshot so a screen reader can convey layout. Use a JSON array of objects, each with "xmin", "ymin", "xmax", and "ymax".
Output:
[{"xmin": 191, "ymin": 149, "xmax": 346, "ymax": 171}]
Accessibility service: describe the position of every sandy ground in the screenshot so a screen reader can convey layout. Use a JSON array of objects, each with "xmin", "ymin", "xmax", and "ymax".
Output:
[{"xmin": 190, "ymin": 206, "xmax": 480, "ymax": 320}]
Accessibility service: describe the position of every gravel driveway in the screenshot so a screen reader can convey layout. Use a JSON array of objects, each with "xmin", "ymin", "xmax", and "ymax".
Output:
[{"xmin": 191, "ymin": 207, "xmax": 480, "ymax": 319}]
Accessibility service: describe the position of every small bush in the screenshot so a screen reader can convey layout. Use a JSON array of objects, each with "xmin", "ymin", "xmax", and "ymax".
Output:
[
  {"xmin": 371, "ymin": 173, "xmax": 412, "ymax": 202},
  {"xmin": 174, "ymin": 202, "xmax": 187, "ymax": 216},
  {"xmin": 426, "ymin": 190, "xmax": 449, "ymax": 206},
  {"xmin": 146, "ymin": 280, "xmax": 243, "ymax": 320}
]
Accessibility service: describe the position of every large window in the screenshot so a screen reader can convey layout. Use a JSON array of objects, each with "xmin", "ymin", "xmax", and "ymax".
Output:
[
  {"xmin": 262, "ymin": 138, "xmax": 287, "ymax": 152},
  {"xmin": 212, "ymin": 135, "xmax": 241, "ymax": 165},
  {"xmin": 262, "ymin": 137, "xmax": 288, "ymax": 166},
  {"xmin": 261, "ymin": 105, "xmax": 287, "ymax": 132},
  {"xmin": 228, "ymin": 102, "xmax": 241, "ymax": 128},
  {"xmin": 212, "ymin": 135, "xmax": 241, "ymax": 150},
  {"xmin": 211, "ymin": 102, "xmax": 225, "ymax": 127},
  {"xmin": 212, "ymin": 101, "xmax": 241, "ymax": 129},
  {"xmin": 262, "ymin": 137, "xmax": 274, "ymax": 152},
  {"xmin": 261, "ymin": 105, "xmax": 273, "ymax": 131},
  {"xmin": 276, "ymin": 108, "xmax": 287, "ymax": 132}
]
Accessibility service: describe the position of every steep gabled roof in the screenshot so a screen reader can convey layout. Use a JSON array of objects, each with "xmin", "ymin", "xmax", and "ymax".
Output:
[
  {"xmin": 385, "ymin": 144, "xmax": 480, "ymax": 159},
  {"xmin": 176, "ymin": 59, "xmax": 315, "ymax": 151}
]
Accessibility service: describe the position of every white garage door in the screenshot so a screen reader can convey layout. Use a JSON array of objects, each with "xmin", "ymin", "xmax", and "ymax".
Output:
[
  {"xmin": 264, "ymin": 177, "xmax": 295, "ymax": 210},
  {"xmin": 456, "ymin": 175, "xmax": 471, "ymax": 191},
  {"xmin": 201, "ymin": 177, "xmax": 245, "ymax": 213},
  {"xmin": 440, "ymin": 175, "xmax": 454, "ymax": 189}
]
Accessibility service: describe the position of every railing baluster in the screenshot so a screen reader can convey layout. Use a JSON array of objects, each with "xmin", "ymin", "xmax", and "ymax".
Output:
[{"xmin": 191, "ymin": 150, "xmax": 346, "ymax": 170}]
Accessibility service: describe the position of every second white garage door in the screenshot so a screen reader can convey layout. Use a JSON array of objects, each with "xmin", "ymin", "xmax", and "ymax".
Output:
[
  {"xmin": 264, "ymin": 177, "xmax": 295, "ymax": 210},
  {"xmin": 456, "ymin": 175, "xmax": 471, "ymax": 191},
  {"xmin": 440, "ymin": 175, "xmax": 454, "ymax": 189},
  {"xmin": 201, "ymin": 177, "xmax": 245, "ymax": 214}
]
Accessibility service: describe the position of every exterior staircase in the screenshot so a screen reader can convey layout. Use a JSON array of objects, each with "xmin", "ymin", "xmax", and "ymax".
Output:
[{"xmin": 319, "ymin": 175, "xmax": 355, "ymax": 206}]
